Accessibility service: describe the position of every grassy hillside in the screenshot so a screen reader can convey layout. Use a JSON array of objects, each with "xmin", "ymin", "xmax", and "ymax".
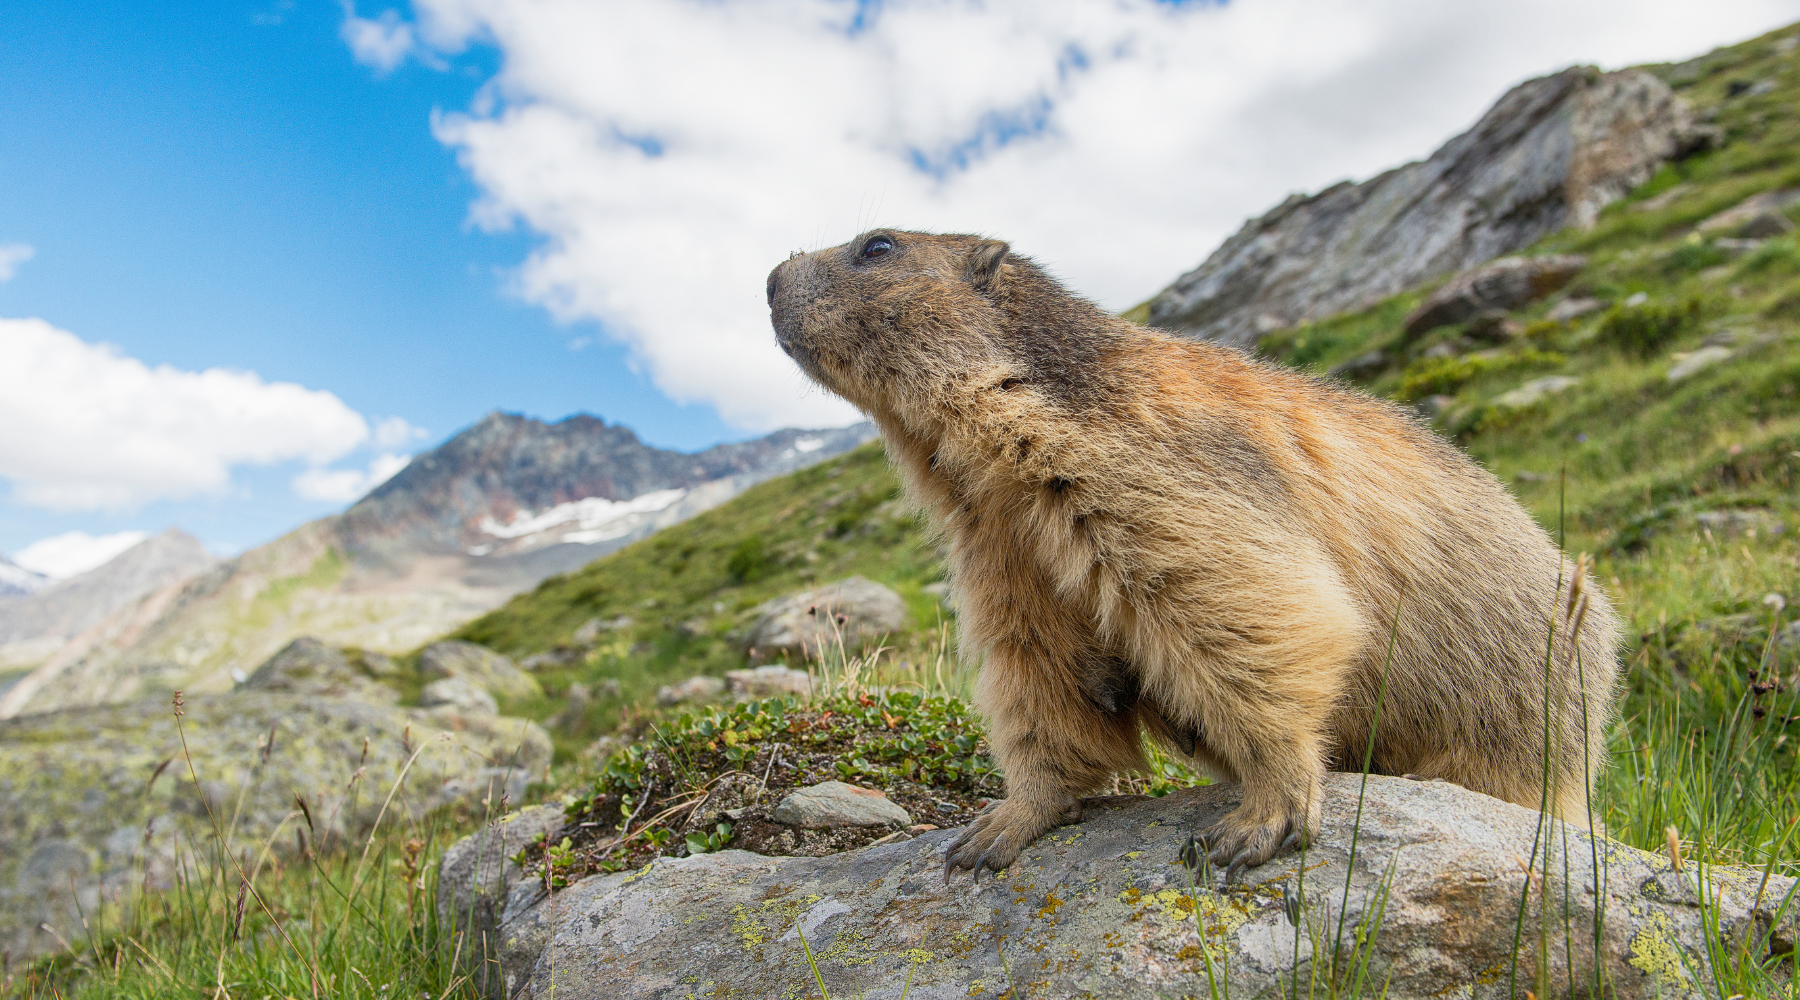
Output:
[{"xmin": 451, "ymin": 442, "xmax": 952, "ymax": 751}]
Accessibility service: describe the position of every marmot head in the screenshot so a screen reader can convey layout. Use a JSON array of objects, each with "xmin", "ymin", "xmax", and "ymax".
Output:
[{"xmin": 767, "ymin": 229, "xmax": 1116, "ymax": 419}]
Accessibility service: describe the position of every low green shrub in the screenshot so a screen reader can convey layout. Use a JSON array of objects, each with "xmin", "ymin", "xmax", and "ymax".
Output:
[{"xmin": 1595, "ymin": 295, "xmax": 1707, "ymax": 355}]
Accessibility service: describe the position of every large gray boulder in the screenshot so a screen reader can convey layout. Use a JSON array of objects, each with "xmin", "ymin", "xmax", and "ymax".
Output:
[
  {"xmin": 1402, "ymin": 254, "xmax": 1587, "ymax": 338},
  {"xmin": 741, "ymin": 576, "xmax": 910, "ymax": 659},
  {"xmin": 0, "ymin": 642, "xmax": 552, "ymax": 964},
  {"xmin": 439, "ymin": 773, "xmax": 1795, "ymax": 999},
  {"xmin": 418, "ymin": 639, "xmax": 542, "ymax": 702},
  {"xmin": 239, "ymin": 635, "xmax": 397, "ymax": 702},
  {"xmin": 1146, "ymin": 67, "xmax": 1712, "ymax": 349}
]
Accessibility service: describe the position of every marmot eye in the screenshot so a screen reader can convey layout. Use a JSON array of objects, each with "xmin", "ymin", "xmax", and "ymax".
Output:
[{"xmin": 859, "ymin": 237, "xmax": 894, "ymax": 261}]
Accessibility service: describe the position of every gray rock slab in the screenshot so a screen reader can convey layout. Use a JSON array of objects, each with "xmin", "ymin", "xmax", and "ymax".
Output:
[
  {"xmin": 419, "ymin": 640, "xmax": 542, "ymax": 701},
  {"xmin": 1696, "ymin": 188, "xmax": 1800, "ymax": 236},
  {"xmin": 725, "ymin": 664, "xmax": 813, "ymax": 699},
  {"xmin": 1668, "ymin": 345, "xmax": 1735, "ymax": 382},
  {"xmin": 742, "ymin": 576, "xmax": 910, "ymax": 658},
  {"xmin": 773, "ymin": 781, "xmax": 912, "ymax": 828},
  {"xmin": 1493, "ymin": 375, "xmax": 1581, "ymax": 409},
  {"xmin": 422, "ymin": 675, "xmax": 500, "ymax": 715},
  {"xmin": 437, "ymin": 803, "xmax": 568, "ymax": 999},
  {"xmin": 441, "ymin": 773, "xmax": 1795, "ymax": 999},
  {"xmin": 655, "ymin": 674, "xmax": 725, "ymax": 705},
  {"xmin": 1147, "ymin": 67, "xmax": 1706, "ymax": 349},
  {"xmin": 240, "ymin": 636, "xmax": 397, "ymax": 703}
]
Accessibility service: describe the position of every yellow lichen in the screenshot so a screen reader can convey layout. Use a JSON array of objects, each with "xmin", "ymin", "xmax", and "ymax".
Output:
[
  {"xmin": 1627, "ymin": 911, "xmax": 1692, "ymax": 988},
  {"xmin": 1036, "ymin": 893, "xmax": 1064, "ymax": 919}
]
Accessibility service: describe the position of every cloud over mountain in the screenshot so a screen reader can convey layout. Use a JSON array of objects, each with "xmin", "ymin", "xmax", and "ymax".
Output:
[
  {"xmin": 0, "ymin": 317, "xmax": 375, "ymax": 510},
  {"xmin": 357, "ymin": 0, "xmax": 1793, "ymax": 432}
]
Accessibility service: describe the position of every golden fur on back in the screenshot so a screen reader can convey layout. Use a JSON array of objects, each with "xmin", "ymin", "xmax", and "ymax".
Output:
[{"xmin": 767, "ymin": 230, "xmax": 1621, "ymax": 876}]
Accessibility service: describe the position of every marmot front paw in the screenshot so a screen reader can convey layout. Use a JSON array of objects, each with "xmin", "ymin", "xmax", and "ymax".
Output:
[{"xmin": 943, "ymin": 796, "xmax": 1081, "ymax": 883}]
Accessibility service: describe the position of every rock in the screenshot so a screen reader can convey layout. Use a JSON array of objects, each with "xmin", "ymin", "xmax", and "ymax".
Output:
[
  {"xmin": 655, "ymin": 675, "xmax": 725, "ymax": 705},
  {"xmin": 1727, "ymin": 79, "xmax": 1778, "ymax": 98},
  {"xmin": 1697, "ymin": 189, "xmax": 1800, "ymax": 237},
  {"xmin": 1667, "ymin": 345, "xmax": 1735, "ymax": 382},
  {"xmin": 437, "ymin": 804, "xmax": 567, "ymax": 1000},
  {"xmin": 1546, "ymin": 296, "xmax": 1604, "ymax": 322},
  {"xmin": 418, "ymin": 640, "xmax": 542, "ymax": 702},
  {"xmin": 1413, "ymin": 394, "xmax": 1457, "ymax": 420},
  {"xmin": 921, "ymin": 582, "xmax": 950, "ymax": 599},
  {"xmin": 1402, "ymin": 256, "xmax": 1586, "ymax": 338},
  {"xmin": 422, "ymin": 676, "xmax": 500, "ymax": 715},
  {"xmin": 725, "ymin": 664, "xmax": 813, "ymax": 699},
  {"xmin": 1327, "ymin": 349, "xmax": 1387, "ymax": 379},
  {"xmin": 1463, "ymin": 309, "xmax": 1526, "ymax": 344},
  {"xmin": 1738, "ymin": 212, "xmax": 1796, "ymax": 238},
  {"xmin": 1631, "ymin": 184, "xmax": 1693, "ymax": 213},
  {"xmin": 772, "ymin": 781, "xmax": 912, "ymax": 829},
  {"xmin": 356, "ymin": 649, "xmax": 401, "ymax": 677},
  {"xmin": 1, "ymin": 677, "xmax": 551, "ymax": 963},
  {"xmin": 741, "ymin": 577, "xmax": 910, "ymax": 659},
  {"xmin": 1693, "ymin": 509, "xmax": 1785, "ymax": 536},
  {"xmin": 239, "ymin": 636, "xmax": 397, "ymax": 703},
  {"xmin": 1420, "ymin": 341, "xmax": 1463, "ymax": 360},
  {"xmin": 1625, "ymin": 291, "xmax": 1651, "ymax": 307},
  {"xmin": 518, "ymin": 647, "xmax": 586, "ymax": 671},
  {"xmin": 1715, "ymin": 237, "xmax": 1766, "ymax": 257},
  {"xmin": 1147, "ymin": 67, "xmax": 1704, "ymax": 349},
  {"xmin": 441, "ymin": 773, "xmax": 1797, "ymax": 999},
  {"xmin": 1493, "ymin": 375, "xmax": 1580, "ymax": 409}
]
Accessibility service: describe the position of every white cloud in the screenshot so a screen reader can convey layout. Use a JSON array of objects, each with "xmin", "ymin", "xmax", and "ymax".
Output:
[
  {"xmin": 0, "ymin": 244, "xmax": 35, "ymax": 282},
  {"xmin": 15, "ymin": 530, "xmax": 150, "ymax": 580},
  {"xmin": 0, "ymin": 317, "xmax": 373, "ymax": 510},
  {"xmin": 292, "ymin": 452, "xmax": 412, "ymax": 503},
  {"xmin": 373, "ymin": 415, "xmax": 429, "ymax": 449},
  {"xmin": 381, "ymin": 0, "xmax": 1795, "ymax": 432},
  {"xmin": 341, "ymin": 2, "xmax": 417, "ymax": 72}
]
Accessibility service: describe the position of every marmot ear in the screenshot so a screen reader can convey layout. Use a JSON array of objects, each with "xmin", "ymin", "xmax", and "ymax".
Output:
[{"xmin": 964, "ymin": 240, "xmax": 1011, "ymax": 295}]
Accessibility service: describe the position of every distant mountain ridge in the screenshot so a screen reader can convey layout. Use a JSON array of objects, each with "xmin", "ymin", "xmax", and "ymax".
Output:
[
  {"xmin": 0, "ymin": 529, "xmax": 214, "ymax": 647},
  {"xmin": 0, "ymin": 412, "xmax": 875, "ymax": 718},
  {"xmin": 0, "ymin": 555, "xmax": 48, "ymax": 599}
]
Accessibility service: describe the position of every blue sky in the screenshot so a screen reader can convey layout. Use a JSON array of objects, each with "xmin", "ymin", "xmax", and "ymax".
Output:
[
  {"xmin": 0, "ymin": 0, "xmax": 738, "ymax": 560},
  {"xmin": 2, "ymin": 0, "xmax": 1793, "ymax": 572}
]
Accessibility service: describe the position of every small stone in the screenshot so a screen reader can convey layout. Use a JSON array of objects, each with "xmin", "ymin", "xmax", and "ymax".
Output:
[
  {"xmin": 1327, "ymin": 349, "xmax": 1387, "ymax": 379},
  {"xmin": 740, "ymin": 577, "xmax": 910, "ymax": 658},
  {"xmin": 1697, "ymin": 188, "xmax": 1800, "ymax": 237},
  {"xmin": 1420, "ymin": 341, "xmax": 1462, "ymax": 360},
  {"xmin": 357, "ymin": 650, "xmax": 400, "ymax": 678},
  {"xmin": 1667, "ymin": 345, "xmax": 1734, "ymax": 383},
  {"xmin": 420, "ymin": 676, "xmax": 499, "ymax": 715},
  {"xmin": 1737, "ymin": 212, "xmax": 1795, "ymax": 239},
  {"xmin": 773, "ymin": 781, "xmax": 912, "ymax": 829},
  {"xmin": 1413, "ymin": 395, "xmax": 1456, "ymax": 420},
  {"xmin": 1693, "ymin": 509, "xmax": 1785, "ymax": 536},
  {"xmin": 1492, "ymin": 376, "xmax": 1579, "ymax": 409},
  {"xmin": 519, "ymin": 647, "xmax": 585, "ymax": 671},
  {"xmin": 1624, "ymin": 291, "xmax": 1650, "ymax": 307},
  {"xmin": 1715, "ymin": 238, "xmax": 1764, "ymax": 258},
  {"xmin": 1463, "ymin": 310, "xmax": 1523, "ymax": 344},
  {"xmin": 725, "ymin": 664, "xmax": 812, "ymax": 699},
  {"xmin": 656, "ymin": 675, "xmax": 725, "ymax": 706},
  {"xmin": 1545, "ymin": 297, "xmax": 1602, "ymax": 322},
  {"xmin": 922, "ymin": 582, "xmax": 951, "ymax": 598}
]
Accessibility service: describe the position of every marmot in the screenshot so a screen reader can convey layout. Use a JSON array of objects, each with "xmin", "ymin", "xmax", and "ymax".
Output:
[{"xmin": 766, "ymin": 230, "xmax": 1621, "ymax": 878}]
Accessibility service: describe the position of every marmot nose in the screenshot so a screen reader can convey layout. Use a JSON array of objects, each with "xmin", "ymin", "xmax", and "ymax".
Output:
[{"xmin": 766, "ymin": 268, "xmax": 780, "ymax": 308}]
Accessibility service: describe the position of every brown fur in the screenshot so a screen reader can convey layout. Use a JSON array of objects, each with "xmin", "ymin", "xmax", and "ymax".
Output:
[{"xmin": 766, "ymin": 230, "xmax": 1621, "ymax": 876}]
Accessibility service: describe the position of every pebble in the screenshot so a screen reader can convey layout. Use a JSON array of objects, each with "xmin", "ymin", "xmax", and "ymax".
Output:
[{"xmin": 773, "ymin": 781, "xmax": 913, "ymax": 828}]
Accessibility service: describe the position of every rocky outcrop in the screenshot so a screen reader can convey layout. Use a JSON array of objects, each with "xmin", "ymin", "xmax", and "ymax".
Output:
[
  {"xmin": 439, "ymin": 773, "xmax": 1796, "ymax": 1000},
  {"xmin": 1147, "ymin": 67, "xmax": 1713, "ymax": 349},
  {"xmin": 741, "ymin": 576, "xmax": 911, "ymax": 658},
  {"xmin": 0, "ymin": 640, "xmax": 552, "ymax": 962},
  {"xmin": 419, "ymin": 640, "xmax": 542, "ymax": 702},
  {"xmin": 1403, "ymin": 255, "xmax": 1587, "ymax": 338}
]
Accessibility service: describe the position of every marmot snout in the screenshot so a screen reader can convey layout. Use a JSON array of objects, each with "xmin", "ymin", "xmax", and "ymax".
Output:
[{"xmin": 769, "ymin": 229, "xmax": 1621, "ymax": 880}]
